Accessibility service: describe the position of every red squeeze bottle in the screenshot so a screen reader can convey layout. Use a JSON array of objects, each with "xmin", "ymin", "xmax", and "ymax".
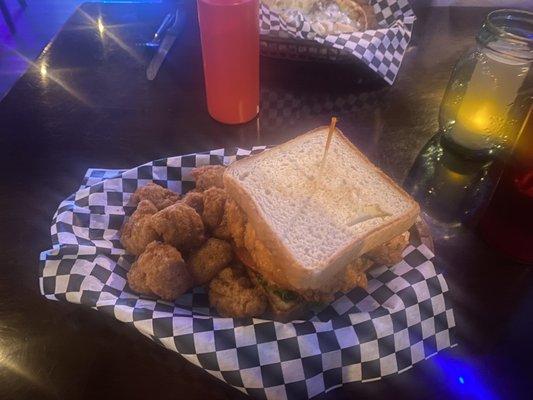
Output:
[{"xmin": 197, "ymin": 0, "xmax": 260, "ymax": 124}]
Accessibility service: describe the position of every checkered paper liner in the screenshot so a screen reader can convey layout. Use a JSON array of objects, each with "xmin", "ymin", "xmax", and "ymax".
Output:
[
  {"xmin": 260, "ymin": 0, "xmax": 415, "ymax": 84},
  {"xmin": 40, "ymin": 147, "xmax": 456, "ymax": 399}
]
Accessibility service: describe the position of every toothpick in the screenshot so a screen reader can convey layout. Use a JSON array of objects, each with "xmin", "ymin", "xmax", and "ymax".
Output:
[{"xmin": 320, "ymin": 117, "xmax": 337, "ymax": 170}]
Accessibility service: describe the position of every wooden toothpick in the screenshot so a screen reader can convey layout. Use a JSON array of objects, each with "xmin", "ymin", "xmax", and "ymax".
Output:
[{"xmin": 320, "ymin": 117, "xmax": 337, "ymax": 169}]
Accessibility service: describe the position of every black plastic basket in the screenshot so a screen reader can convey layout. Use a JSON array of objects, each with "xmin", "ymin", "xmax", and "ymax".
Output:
[{"xmin": 260, "ymin": 34, "xmax": 356, "ymax": 63}]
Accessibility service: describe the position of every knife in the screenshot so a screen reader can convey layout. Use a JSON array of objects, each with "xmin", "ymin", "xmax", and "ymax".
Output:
[
  {"xmin": 146, "ymin": 9, "xmax": 186, "ymax": 81},
  {"xmin": 145, "ymin": 13, "xmax": 173, "ymax": 48}
]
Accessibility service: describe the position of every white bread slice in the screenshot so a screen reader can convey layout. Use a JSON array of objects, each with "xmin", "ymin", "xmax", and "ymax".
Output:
[{"xmin": 224, "ymin": 127, "xmax": 419, "ymax": 292}]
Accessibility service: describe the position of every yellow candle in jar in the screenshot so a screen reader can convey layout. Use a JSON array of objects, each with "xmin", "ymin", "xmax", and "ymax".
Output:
[
  {"xmin": 449, "ymin": 50, "xmax": 529, "ymax": 152},
  {"xmin": 461, "ymin": 104, "xmax": 493, "ymax": 133},
  {"xmin": 454, "ymin": 100, "xmax": 505, "ymax": 150}
]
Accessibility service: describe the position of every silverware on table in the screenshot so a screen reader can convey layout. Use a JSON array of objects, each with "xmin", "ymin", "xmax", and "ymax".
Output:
[
  {"xmin": 145, "ymin": 13, "xmax": 174, "ymax": 48},
  {"xmin": 146, "ymin": 9, "xmax": 186, "ymax": 81}
]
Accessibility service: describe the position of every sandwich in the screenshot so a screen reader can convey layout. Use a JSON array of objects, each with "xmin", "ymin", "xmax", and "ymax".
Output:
[{"xmin": 222, "ymin": 126, "xmax": 419, "ymax": 320}]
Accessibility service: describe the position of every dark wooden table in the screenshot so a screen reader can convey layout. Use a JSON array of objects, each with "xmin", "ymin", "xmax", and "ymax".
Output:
[{"xmin": 0, "ymin": 2, "xmax": 531, "ymax": 399}]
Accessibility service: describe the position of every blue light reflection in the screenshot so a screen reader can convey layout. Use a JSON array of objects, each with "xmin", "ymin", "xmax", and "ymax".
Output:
[{"xmin": 432, "ymin": 352, "xmax": 497, "ymax": 400}]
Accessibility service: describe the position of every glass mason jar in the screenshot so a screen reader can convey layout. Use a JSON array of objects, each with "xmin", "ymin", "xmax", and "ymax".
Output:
[{"xmin": 439, "ymin": 9, "xmax": 532, "ymax": 159}]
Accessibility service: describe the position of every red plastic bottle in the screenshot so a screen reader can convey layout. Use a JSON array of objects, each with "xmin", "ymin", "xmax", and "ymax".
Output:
[{"xmin": 197, "ymin": 0, "xmax": 260, "ymax": 124}]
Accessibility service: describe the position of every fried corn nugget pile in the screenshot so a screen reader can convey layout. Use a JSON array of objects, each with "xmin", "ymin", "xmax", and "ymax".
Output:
[{"xmin": 120, "ymin": 168, "xmax": 242, "ymax": 310}]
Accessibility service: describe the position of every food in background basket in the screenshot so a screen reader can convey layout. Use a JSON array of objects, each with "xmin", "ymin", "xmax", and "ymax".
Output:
[
  {"xmin": 120, "ymin": 126, "xmax": 418, "ymax": 321},
  {"xmin": 263, "ymin": 0, "xmax": 377, "ymax": 35}
]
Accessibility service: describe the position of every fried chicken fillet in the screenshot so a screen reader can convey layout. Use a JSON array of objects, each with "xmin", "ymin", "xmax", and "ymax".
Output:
[
  {"xmin": 366, "ymin": 231, "xmax": 410, "ymax": 266},
  {"xmin": 227, "ymin": 201, "xmax": 409, "ymax": 304}
]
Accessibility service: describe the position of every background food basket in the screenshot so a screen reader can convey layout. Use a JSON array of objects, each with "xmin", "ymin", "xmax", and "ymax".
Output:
[
  {"xmin": 259, "ymin": 0, "xmax": 416, "ymax": 83},
  {"xmin": 261, "ymin": 35, "xmax": 355, "ymax": 63}
]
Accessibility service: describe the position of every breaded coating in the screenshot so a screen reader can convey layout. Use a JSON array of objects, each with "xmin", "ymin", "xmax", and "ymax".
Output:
[
  {"xmin": 151, "ymin": 203, "xmax": 205, "ymax": 253},
  {"xmin": 244, "ymin": 222, "xmax": 278, "ymax": 283},
  {"xmin": 202, "ymin": 187, "xmax": 227, "ymax": 232},
  {"xmin": 296, "ymin": 257, "xmax": 368, "ymax": 303},
  {"xmin": 127, "ymin": 242, "xmax": 193, "ymax": 301},
  {"xmin": 226, "ymin": 199, "xmax": 247, "ymax": 248},
  {"xmin": 366, "ymin": 231, "xmax": 410, "ymax": 266},
  {"xmin": 127, "ymin": 260, "xmax": 153, "ymax": 295},
  {"xmin": 212, "ymin": 209, "xmax": 232, "ymax": 240},
  {"xmin": 340, "ymin": 257, "xmax": 372, "ymax": 293},
  {"xmin": 187, "ymin": 238, "xmax": 233, "ymax": 285},
  {"xmin": 301, "ymin": 257, "xmax": 373, "ymax": 302},
  {"xmin": 192, "ymin": 165, "xmax": 225, "ymax": 191},
  {"xmin": 132, "ymin": 183, "xmax": 180, "ymax": 210},
  {"xmin": 209, "ymin": 266, "xmax": 267, "ymax": 318},
  {"xmin": 301, "ymin": 289, "xmax": 335, "ymax": 304},
  {"xmin": 182, "ymin": 191, "xmax": 204, "ymax": 215},
  {"xmin": 120, "ymin": 200, "xmax": 159, "ymax": 255}
]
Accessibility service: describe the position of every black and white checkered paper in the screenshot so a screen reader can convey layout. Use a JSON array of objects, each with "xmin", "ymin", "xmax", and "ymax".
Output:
[
  {"xmin": 260, "ymin": 0, "xmax": 415, "ymax": 84},
  {"xmin": 40, "ymin": 147, "xmax": 456, "ymax": 399}
]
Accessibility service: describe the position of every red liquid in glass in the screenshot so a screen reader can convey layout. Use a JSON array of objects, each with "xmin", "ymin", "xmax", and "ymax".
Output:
[
  {"xmin": 197, "ymin": 0, "xmax": 259, "ymax": 124},
  {"xmin": 479, "ymin": 111, "xmax": 533, "ymax": 264}
]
